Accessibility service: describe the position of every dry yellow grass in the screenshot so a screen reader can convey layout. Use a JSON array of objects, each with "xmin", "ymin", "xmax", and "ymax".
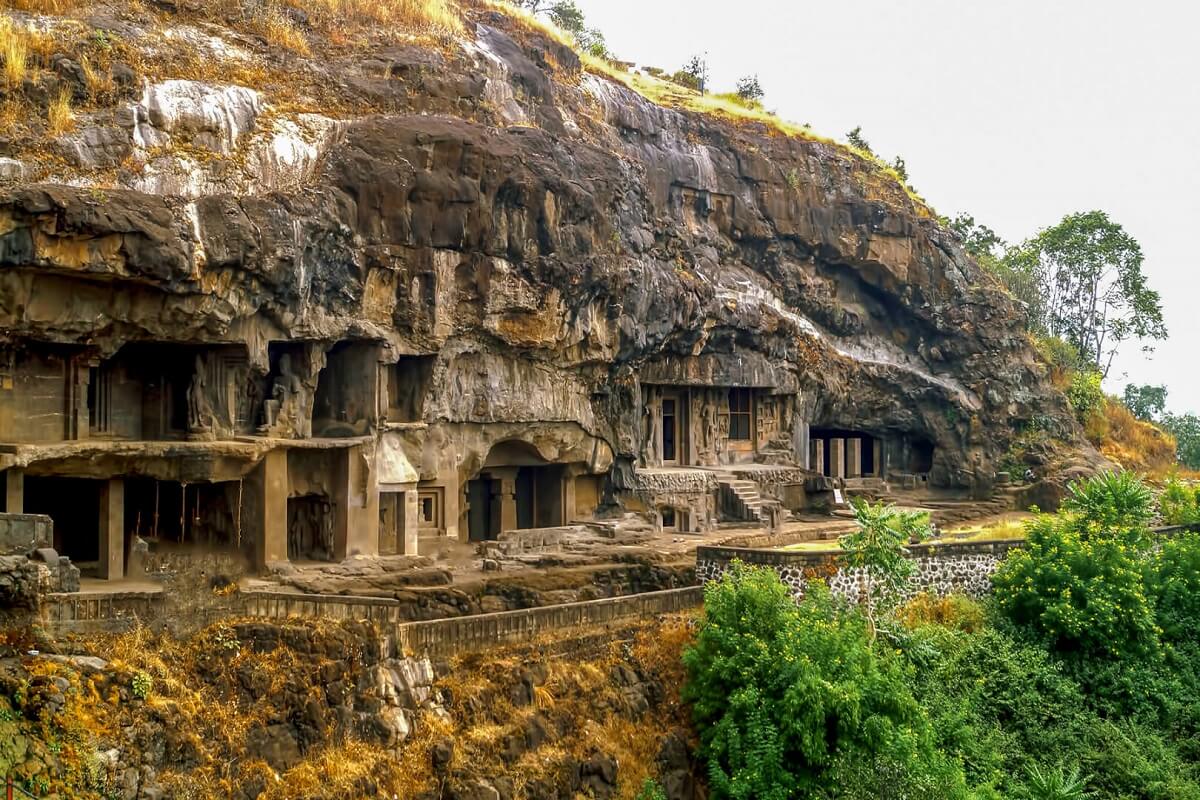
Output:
[
  {"xmin": 0, "ymin": 0, "xmax": 77, "ymax": 12},
  {"xmin": 45, "ymin": 84, "xmax": 74, "ymax": 133},
  {"xmin": 1, "ymin": 16, "xmax": 28, "ymax": 88},
  {"xmin": 1096, "ymin": 399, "xmax": 1178, "ymax": 477},
  {"xmin": 305, "ymin": 0, "xmax": 464, "ymax": 39},
  {"xmin": 256, "ymin": 4, "xmax": 312, "ymax": 55},
  {"xmin": 80, "ymin": 55, "xmax": 114, "ymax": 99}
]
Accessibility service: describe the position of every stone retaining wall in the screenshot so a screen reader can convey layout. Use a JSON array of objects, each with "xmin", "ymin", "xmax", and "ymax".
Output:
[
  {"xmin": 696, "ymin": 540, "xmax": 1026, "ymax": 601},
  {"xmin": 0, "ymin": 512, "xmax": 52, "ymax": 555},
  {"xmin": 239, "ymin": 586, "xmax": 704, "ymax": 657}
]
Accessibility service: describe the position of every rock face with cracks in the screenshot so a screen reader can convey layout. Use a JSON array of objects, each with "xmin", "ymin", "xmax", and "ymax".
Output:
[{"xmin": 0, "ymin": 3, "xmax": 1099, "ymax": 564}]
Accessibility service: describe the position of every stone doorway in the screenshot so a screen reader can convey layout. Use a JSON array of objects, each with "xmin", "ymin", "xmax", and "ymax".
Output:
[{"xmin": 661, "ymin": 394, "xmax": 682, "ymax": 464}]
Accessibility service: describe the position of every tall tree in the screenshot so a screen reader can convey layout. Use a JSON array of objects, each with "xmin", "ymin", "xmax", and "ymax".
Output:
[
  {"xmin": 1162, "ymin": 413, "xmax": 1200, "ymax": 470},
  {"xmin": 1005, "ymin": 211, "xmax": 1165, "ymax": 376},
  {"xmin": 1123, "ymin": 383, "xmax": 1168, "ymax": 422}
]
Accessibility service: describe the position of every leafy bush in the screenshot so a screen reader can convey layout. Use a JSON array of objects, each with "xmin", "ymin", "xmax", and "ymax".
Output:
[
  {"xmin": 1017, "ymin": 764, "xmax": 1093, "ymax": 800},
  {"xmin": 1065, "ymin": 369, "xmax": 1105, "ymax": 426},
  {"xmin": 1159, "ymin": 476, "xmax": 1200, "ymax": 525},
  {"xmin": 131, "ymin": 670, "xmax": 152, "ymax": 700},
  {"xmin": 1150, "ymin": 533, "xmax": 1200, "ymax": 641},
  {"xmin": 683, "ymin": 564, "xmax": 966, "ymax": 799},
  {"xmin": 634, "ymin": 778, "xmax": 667, "ymax": 800},
  {"xmin": 992, "ymin": 472, "xmax": 1161, "ymax": 660},
  {"xmin": 838, "ymin": 501, "xmax": 931, "ymax": 636}
]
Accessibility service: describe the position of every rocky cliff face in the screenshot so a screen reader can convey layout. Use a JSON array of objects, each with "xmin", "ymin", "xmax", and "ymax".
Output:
[{"xmin": 0, "ymin": 0, "xmax": 1096, "ymax": 489}]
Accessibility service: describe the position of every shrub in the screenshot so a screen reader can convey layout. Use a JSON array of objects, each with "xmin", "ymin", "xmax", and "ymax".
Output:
[
  {"xmin": 683, "ymin": 564, "xmax": 966, "ymax": 799},
  {"xmin": 634, "ymin": 778, "xmax": 667, "ymax": 800},
  {"xmin": 1017, "ymin": 764, "xmax": 1093, "ymax": 800},
  {"xmin": 734, "ymin": 74, "xmax": 763, "ymax": 103},
  {"xmin": 992, "ymin": 472, "xmax": 1161, "ymax": 660},
  {"xmin": 131, "ymin": 670, "xmax": 152, "ymax": 700},
  {"xmin": 1150, "ymin": 533, "xmax": 1200, "ymax": 641},
  {"xmin": 1065, "ymin": 369, "xmax": 1105, "ymax": 426},
  {"xmin": 1159, "ymin": 476, "xmax": 1200, "ymax": 526},
  {"xmin": 838, "ymin": 501, "xmax": 932, "ymax": 636}
]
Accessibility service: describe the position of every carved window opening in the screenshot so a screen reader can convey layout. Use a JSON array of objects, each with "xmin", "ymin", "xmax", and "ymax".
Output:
[
  {"xmin": 728, "ymin": 388, "xmax": 752, "ymax": 441},
  {"xmin": 418, "ymin": 489, "xmax": 441, "ymax": 529},
  {"xmin": 660, "ymin": 506, "xmax": 676, "ymax": 529}
]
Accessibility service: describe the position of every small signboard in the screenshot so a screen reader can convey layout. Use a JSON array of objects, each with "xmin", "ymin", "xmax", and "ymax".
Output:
[{"xmin": 833, "ymin": 489, "xmax": 844, "ymax": 505}]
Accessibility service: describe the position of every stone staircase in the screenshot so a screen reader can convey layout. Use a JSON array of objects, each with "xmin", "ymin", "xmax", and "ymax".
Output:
[{"xmin": 711, "ymin": 471, "xmax": 774, "ymax": 526}]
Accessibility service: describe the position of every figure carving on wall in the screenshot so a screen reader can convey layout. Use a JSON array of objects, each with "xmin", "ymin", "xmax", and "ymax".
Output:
[
  {"xmin": 186, "ymin": 354, "xmax": 214, "ymax": 437},
  {"xmin": 648, "ymin": 390, "xmax": 663, "ymax": 465},
  {"xmin": 702, "ymin": 400, "xmax": 719, "ymax": 465},
  {"xmin": 260, "ymin": 353, "xmax": 306, "ymax": 437}
]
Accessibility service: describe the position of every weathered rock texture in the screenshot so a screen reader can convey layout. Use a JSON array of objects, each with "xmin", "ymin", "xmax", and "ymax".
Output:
[{"xmin": 0, "ymin": 2, "xmax": 1098, "ymax": 568}]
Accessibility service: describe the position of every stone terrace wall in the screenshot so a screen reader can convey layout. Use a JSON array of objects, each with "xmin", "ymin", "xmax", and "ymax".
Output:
[
  {"xmin": 696, "ymin": 540, "xmax": 1027, "ymax": 602},
  {"xmin": 240, "ymin": 586, "xmax": 704, "ymax": 657}
]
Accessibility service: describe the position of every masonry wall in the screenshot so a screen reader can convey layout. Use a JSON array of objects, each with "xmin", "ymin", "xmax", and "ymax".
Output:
[{"xmin": 696, "ymin": 540, "xmax": 1027, "ymax": 602}]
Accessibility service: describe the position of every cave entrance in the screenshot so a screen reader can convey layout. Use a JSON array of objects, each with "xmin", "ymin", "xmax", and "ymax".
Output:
[
  {"xmin": 386, "ymin": 355, "xmax": 437, "ymax": 424},
  {"xmin": 123, "ymin": 478, "xmax": 246, "ymax": 554},
  {"xmin": 87, "ymin": 342, "xmax": 251, "ymax": 441},
  {"xmin": 466, "ymin": 440, "xmax": 567, "ymax": 541},
  {"xmin": 24, "ymin": 476, "xmax": 101, "ymax": 566},
  {"xmin": 908, "ymin": 439, "xmax": 935, "ymax": 475},
  {"xmin": 809, "ymin": 429, "xmax": 880, "ymax": 479}
]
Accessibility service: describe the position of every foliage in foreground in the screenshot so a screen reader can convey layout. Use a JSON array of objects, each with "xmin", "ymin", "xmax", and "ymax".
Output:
[
  {"xmin": 993, "ymin": 471, "xmax": 1159, "ymax": 660},
  {"xmin": 686, "ymin": 471, "xmax": 1200, "ymax": 799},
  {"xmin": 682, "ymin": 564, "xmax": 967, "ymax": 800}
]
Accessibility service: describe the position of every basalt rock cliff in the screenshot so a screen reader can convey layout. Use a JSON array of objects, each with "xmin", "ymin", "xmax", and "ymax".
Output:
[{"xmin": 0, "ymin": 1, "xmax": 1099, "ymax": 493}]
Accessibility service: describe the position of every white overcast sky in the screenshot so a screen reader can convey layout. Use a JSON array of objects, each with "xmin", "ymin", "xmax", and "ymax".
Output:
[{"xmin": 575, "ymin": 0, "xmax": 1199, "ymax": 413}]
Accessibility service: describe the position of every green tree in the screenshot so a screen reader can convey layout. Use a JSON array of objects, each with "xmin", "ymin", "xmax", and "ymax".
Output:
[
  {"xmin": 530, "ymin": 1, "xmax": 609, "ymax": 57},
  {"xmin": 950, "ymin": 213, "xmax": 1005, "ymax": 261},
  {"xmin": 735, "ymin": 74, "xmax": 763, "ymax": 103},
  {"xmin": 1123, "ymin": 384, "xmax": 1168, "ymax": 421},
  {"xmin": 670, "ymin": 54, "xmax": 709, "ymax": 92},
  {"xmin": 846, "ymin": 125, "xmax": 872, "ymax": 154},
  {"xmin": 1161, "ymin": 413, "xmax": 1200, "ymax": 469},
  {"xmin": 838, "ymin": 501, "xmax": 931, "ymax": 639},
  {"xmin": 891, "ymin": 155, "xmax": 908, "ymax": 183},
  {"xmin": 1003, "ymin": 211, "xmax": 1166, "ymax": 375}
]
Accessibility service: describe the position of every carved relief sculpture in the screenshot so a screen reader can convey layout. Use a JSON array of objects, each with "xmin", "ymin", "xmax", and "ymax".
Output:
[{"xmin": 186, "ymin": 354, "xmax": 215, "ymax": 439}]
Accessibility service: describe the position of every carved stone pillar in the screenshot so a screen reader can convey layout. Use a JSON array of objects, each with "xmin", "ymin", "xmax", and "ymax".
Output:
[
  {"xmin": 847, "ymin": 438, "xmax": 863, "ymax": 478},
  {"xmin": 829, "ymin": 438, "xmax": 846, "ymax": 479},
  {"xmin": 5, "ymin": 469, "xmax": 22, "ymax": 514},
  {"xmin": 402, "ymin": 489, "xmax": 420, "ymax": 555},
  {"xmin": 98, "ymin": 478, "xmax": 124, "ymax": 580}
]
